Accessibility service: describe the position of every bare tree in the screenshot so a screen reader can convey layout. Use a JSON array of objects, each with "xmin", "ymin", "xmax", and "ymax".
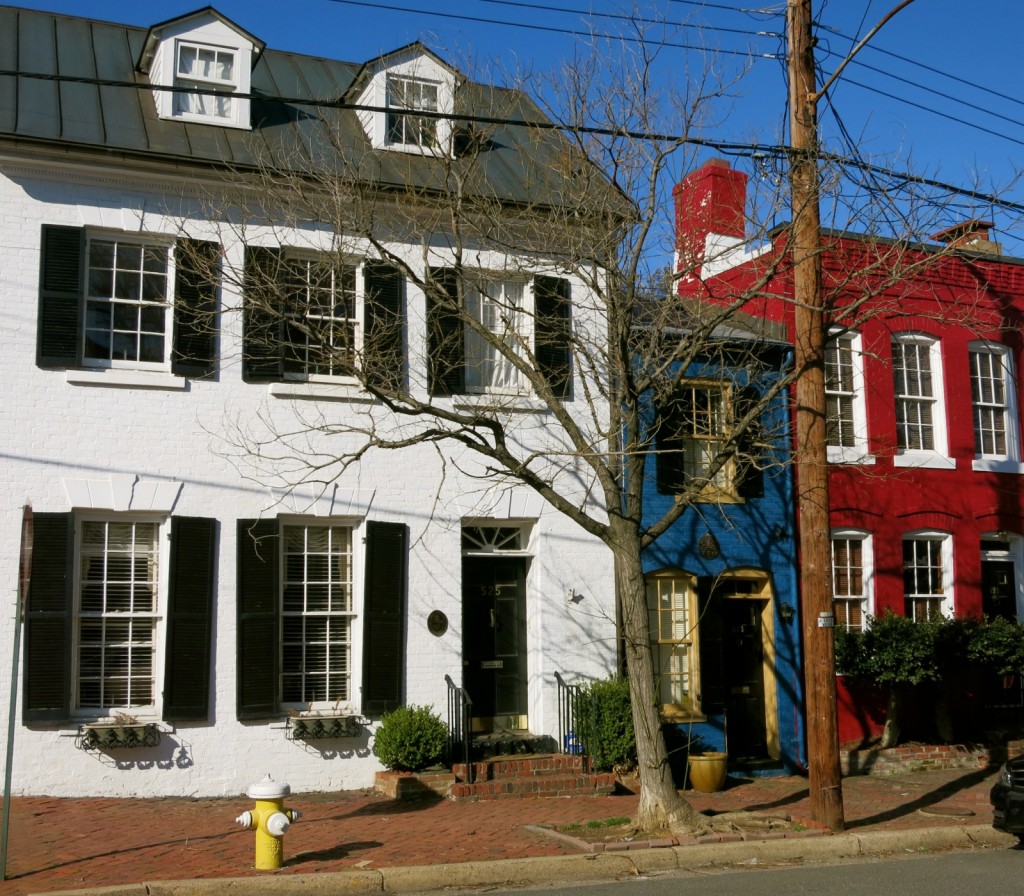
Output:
[{"xmin": 172, "ymin": 10, "xmax": 1006, "ymax": 835}]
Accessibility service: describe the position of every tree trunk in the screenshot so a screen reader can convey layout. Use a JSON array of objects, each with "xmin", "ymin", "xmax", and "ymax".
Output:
[{"xmin": 613, "ymin": 538, "xmax": 708, "ymax": 834}]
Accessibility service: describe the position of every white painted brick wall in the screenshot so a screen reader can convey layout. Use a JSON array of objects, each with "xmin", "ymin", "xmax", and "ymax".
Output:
[{"xmin": 0, "ymin": 166, "xmax": 616, "ymax": 797}]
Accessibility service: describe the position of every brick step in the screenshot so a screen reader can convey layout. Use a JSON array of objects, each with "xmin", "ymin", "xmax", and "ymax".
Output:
[
  {"xmin": 452, "ymin": 753, "xmax": 589, "ymax": 782},
  {"xmin": 449, "ymin": 771, "xmax": 616, "ymax": 801}
]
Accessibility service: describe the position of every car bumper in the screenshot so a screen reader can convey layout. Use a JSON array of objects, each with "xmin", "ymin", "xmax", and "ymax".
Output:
[{"xmin": 991, "ymin": 782, "xmax": 1024, "ymax": 834}]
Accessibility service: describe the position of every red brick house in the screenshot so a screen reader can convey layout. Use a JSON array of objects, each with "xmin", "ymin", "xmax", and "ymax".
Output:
[{"xmin": 674, "ymin": 159, "xmax": 1024, "ymax": 742}]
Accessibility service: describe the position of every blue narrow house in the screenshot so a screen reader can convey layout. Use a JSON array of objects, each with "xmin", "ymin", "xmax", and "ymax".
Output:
[{"xmin": 638, "ymin": 305, "xmax": 803, "ymax": 778}]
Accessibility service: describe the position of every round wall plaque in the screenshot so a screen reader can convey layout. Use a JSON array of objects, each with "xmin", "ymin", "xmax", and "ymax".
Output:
[{"xmin": 427, "ymin": 610, "xmax": 449, "ymax": 637}]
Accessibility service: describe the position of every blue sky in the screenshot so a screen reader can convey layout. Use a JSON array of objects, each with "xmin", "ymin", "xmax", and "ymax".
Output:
[{"xmin": 10, "ymin": 1, "xmax": 1024, "ymax": 250}]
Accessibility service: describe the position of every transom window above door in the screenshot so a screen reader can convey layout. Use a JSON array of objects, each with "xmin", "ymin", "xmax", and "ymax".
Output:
[{"xmin": 462, "ymin": 525, "xmax": 529, "ymax": 554}]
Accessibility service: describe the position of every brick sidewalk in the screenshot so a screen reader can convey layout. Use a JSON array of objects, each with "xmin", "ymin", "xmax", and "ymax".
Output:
[{"xmin": 0, "ymin": 766, "xmax": 1003, "ymax": 895}]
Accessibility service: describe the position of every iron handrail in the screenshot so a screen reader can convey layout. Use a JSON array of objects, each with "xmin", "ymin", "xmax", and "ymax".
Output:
[
  {"xmin": 444, "ymin": 674, "xmax": 474, "ymax": 783},
  {"xmin": 554, "ymin": 671, "xmax": 583, "ymax": 757}
]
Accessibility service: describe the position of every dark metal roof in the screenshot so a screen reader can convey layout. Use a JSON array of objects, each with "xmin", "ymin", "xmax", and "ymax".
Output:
[{"xmin": 0, "ymin": 5, "xmax": 603, "ymax": 210}]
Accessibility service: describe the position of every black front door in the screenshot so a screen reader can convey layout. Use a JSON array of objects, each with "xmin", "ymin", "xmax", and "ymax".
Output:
[
  {"xmin": 982, "ymin": 560, "xmax": 1017, "ymax": 620},
  {"xmin": 462, "ymin": 557, "xmax": 527, "ymax": 726},
  {"xmin": 724, "ymin": 599, "xmax": 768, "ymax": 760}
]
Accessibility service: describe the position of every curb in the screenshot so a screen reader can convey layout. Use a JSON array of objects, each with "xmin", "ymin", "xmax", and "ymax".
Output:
[{"xmin": 34, "ymin": 825, "xmax": 1019, "ymax": 896}]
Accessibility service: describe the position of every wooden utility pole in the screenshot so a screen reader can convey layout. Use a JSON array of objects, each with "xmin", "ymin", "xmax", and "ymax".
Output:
[{"xmin": 787, "ymin": 0, "xmax": 845, "ymax": 832}]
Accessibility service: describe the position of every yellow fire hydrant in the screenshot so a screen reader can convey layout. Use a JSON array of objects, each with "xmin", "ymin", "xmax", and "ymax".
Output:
[{"xmin": 235, "ymin": 775, "xmax": 302, "ymax": 870}]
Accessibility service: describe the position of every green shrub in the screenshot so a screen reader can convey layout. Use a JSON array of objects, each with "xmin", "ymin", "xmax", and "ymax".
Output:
[
  {"xmin": 575, "ymin": 676, "xmax": 636, "ymax": 772},
  {"xmin": 372, "ymin": 704, "xmax": 449, "ymax": 771},
  {"xmin": 967, "ymin": 616, "xmax": 1024, "ymax": 675},
  {"xmin": 837, "ymin": 613, "xmax": 1024, "ymax": 746}
]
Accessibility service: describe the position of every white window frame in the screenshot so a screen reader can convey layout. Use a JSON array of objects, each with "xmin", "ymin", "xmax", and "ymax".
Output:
[
  {"xmin": 825, "ymin": 329, "xmax": 873, "ymax": 464},
  {"xmin": 657, "ymin": 381, "xmax": 735, "ymax": 498},
  {"xmin": 82, "ymin": 233, "xmax": 175, "ymax": 373},
  {"xmin": 281, "ymin": 252, "xmax": 360, "ymax": 383},
  {"xmin": 464, "ymin": 275, "xmax": 530, "ymax": 396},
  {"xmin": 645, "ymin": 571, "xmax": 700, "ymax": 718},
  {"xmin": 831, "ymin": 529, "xmax": 873, "ymax": 632},
  {"xmin": 356, "ymin": 54, "xmax": 457, "ymax": 155},
  {"xmin": 385, "ymin": 75, "xmax": 440, "ymax": 150},
  {"xmin": 892, "ymin": 334, "xmax": 955, "ymax": 470},
  {"xmin": 279, "ymin": 520, "xmax": 360, "ymax": 713},
  {"xmin": 970, "ymin": 342, "xmax": 1024, "ymax": 472},
  {"xmin": 72, "ymin": 514, "xmax": 168, "ymax": 720},
  {"xmin": 173, "ymin": 40, "xmax": 239, "ymax": 124},
  {"xmin": 902, "ymin": 531, "xmax": 953, "ymax": 621}
]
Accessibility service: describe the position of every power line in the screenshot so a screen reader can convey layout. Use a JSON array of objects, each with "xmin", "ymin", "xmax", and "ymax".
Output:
[
  {"xmin": 325, "ymin": 1, "xmax": 1024, "ymax": 156},
  {"xmin": 322, "ymin": 0, "xmax": 782, "ymax": 58},
  {"xmin": 5, "ymin": 66, "xmax": 1023, "ymax": 216},
  {"xmin": 840, "ymin": 76, "xmax": 1024, "ymax": 150},
  {"xmin": 478, "ymin": 0, "xmax": 783, "ymax": 38},
  {"xmin": 819, "ymin": 24, "xmax": 1024, "ymax": 115},
  {"xmin": 667, "ymin": 0, "xmax": 786, "ymax": 16}
]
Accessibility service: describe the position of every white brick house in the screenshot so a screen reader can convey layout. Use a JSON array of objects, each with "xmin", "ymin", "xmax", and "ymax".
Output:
[{"xmin": 0, "ymin": 6, "xmax": 617, "ymax": 797}]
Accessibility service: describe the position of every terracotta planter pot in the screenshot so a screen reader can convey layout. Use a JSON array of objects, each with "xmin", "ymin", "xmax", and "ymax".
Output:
[{"xmin": 687, "ymin": 752, "xmax": 728, "ymax": 792}]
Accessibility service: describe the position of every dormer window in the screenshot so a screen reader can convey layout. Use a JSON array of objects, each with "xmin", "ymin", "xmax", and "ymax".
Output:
[
  {"xmin": 386, "ymin": 76, "xmax": 439, "ymax": 149},
  {"xmin": 350, "ymin": 44, "xmax": 460, "ymax": 156},
  {"xmin": 174, "ymin": 42, "xmax": 238, "ymax": 121},
  {"xmin": 137, "ymin": 9, "xmax": 263, "ymax": 131}
]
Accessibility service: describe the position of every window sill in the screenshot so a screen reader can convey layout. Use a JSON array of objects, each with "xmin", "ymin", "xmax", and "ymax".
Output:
[
  {"xmin": 893, "ymin": 452, "xmax": 956, "ymax": 470},
  {"xmin": 827, "ymin": 447, "xmax": 876, "ymax": 465},
  {"xmin": 972, "ymin": 458, "xmax": 1024, "ymax": 474},
  {"xmin": 168, "ymin": 111, "xmax": 250, "ymax": 130},
  {"xmin": 66, "ymin": 369, "xmax": 186, "ymax": 390},
  {"xmin": 269, "ymin": 382, "xmax": 376, "ymax": 403},
  {"xmin": 659, "ymin": 710, "xmax": 706, "ymax": 724},
  {"xmin": 453, "ymin": 395, "xmax": 548, "ymax": 414}
]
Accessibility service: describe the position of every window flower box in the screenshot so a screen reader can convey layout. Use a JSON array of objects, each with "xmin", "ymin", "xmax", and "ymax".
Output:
[
  {"xmin": 286, "ymin": 712, "xmax": 361, "ymax": 741},
  {"xmin": 80, "ymin": 719, "xmax": 160, "ymax": 750}
]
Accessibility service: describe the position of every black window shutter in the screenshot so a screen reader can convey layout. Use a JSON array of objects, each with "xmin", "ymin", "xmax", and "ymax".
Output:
[
  {"xmin": 654, "ymin": 402, "xmax": 686, "ymax": 495},
  {"xmin": 164, "ymin": 517, "xmax": 217, "ymax": 722},
  {"xmin": 426, "ymin": 267, "xmax": 465, "ymax": 396},
  {"xmin": 362, "ymin": 521, "xmax": 408, "ymax": 716},
  {"xmin": 172, "ymin": 240, "xmax": 220, "ymax": 378},
  {"xmin": 534, "ymin": 275, "xmax": 573, "ymax": 399},
  {"xmin": 363, "ymin": 262, "xmax": 405, "ymax": 391},
  {"xmin": 236, "ymin": 519, "xmax": 280, "ymax": 719},
  {"xmin": 242, "ymin": 246, "xmax": 285, "ymax": 382},
  {"xmin": 37, "ymin": 225, "xmax": 84, "ymax": 369},
  {"xmin": 735, "ymin": 386, "xmax": 765, "ymax": 500},
  {"xmin": 24, "ymin": 513, "xmax": 73, "ymax": 723}
]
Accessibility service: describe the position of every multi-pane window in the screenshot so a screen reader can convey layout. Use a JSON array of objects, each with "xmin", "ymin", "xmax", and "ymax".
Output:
[
  {"xmin": 77, "ymin": 520, "xmax": 160, "ymax": 712},
  {"xmin": 464, "ymin": 279, "xmax": 526, "ymax": 394},
  {"xmin": 970, "ymin": 346, "xmax": 1011, "ymax": 458},
  {"xmin": 84, "ymin": 238, "xmax": 170, "ymax": 367},
  {"xmin": 832, "ymin": 533, "xmax": 870, "ymax": 631},
  {"xmin": 174, "ymin": 42, "xmax": 237, "ymax": 120},
  {"xmin": 281, "ymin": 525, "xmax": 354, "ymax": 706},
  {"xmin": 903, "ymin": 535, "xmax": 949, "ymax": 621},
  {"xmin": 656, "ymin": 384, "xmax": 731, "ymax": 493},
  {"xmin": 646, "ymin": 573, "xmax": 698, "ymax": 714},
  {"xmin": 825, "ymin": 333, "xmax": 857, "ymax": 449},
  {"xmin": 283, "ymin": 256, "xmax": 358, "ymax": 377},
  {"xmin": 386, "ymin": 76, "xmax": 439, "ymax": 148},
  {"xmin": 892, "ymin": 335, "xmax": 939, "ymax": 451}
]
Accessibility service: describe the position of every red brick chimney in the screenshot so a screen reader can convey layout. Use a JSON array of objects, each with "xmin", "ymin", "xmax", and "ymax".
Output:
[
  {"xmin": 673, "ymin": 158, "xmax": 748, "ymax": 293},
  {"xmin": 931, "ymin": 220, "xmax": 1002, "ymax": 255}
]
